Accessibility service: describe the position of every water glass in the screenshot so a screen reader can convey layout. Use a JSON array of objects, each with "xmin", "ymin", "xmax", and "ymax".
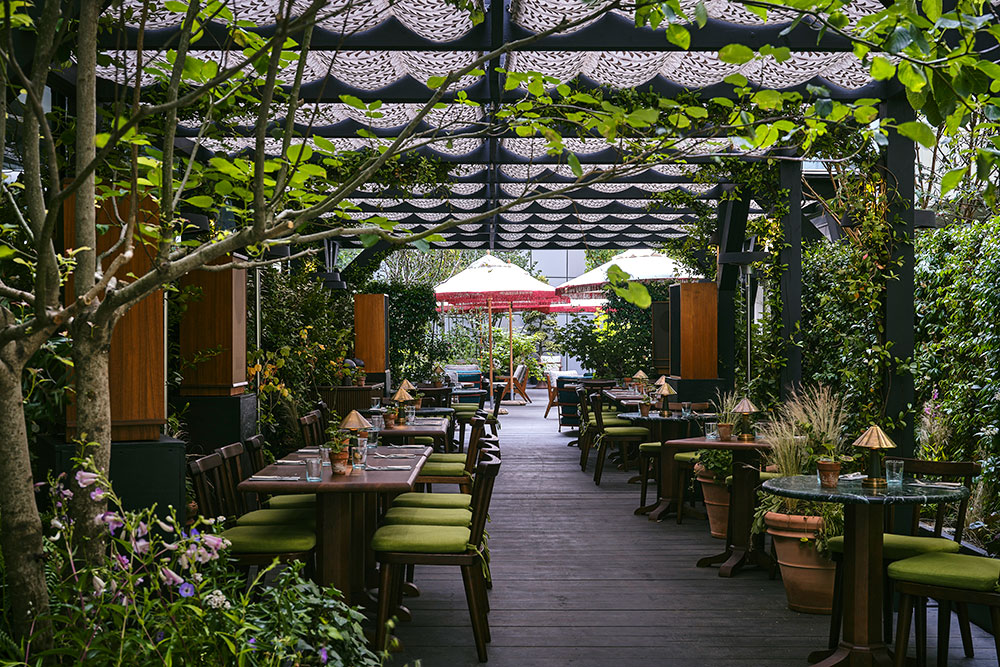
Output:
[
  {"xmin": 351, "ymin": 443, "xmax": 368, "ymax": 470},
  {"xmin": 886, "ymin": 459, "xmax": 904, "ymax": 486},
  {"xmin": 305, "ymin": 457, "xmax": 323, "ymax": 482},
  {"xmin": 405, "ymin": 405, "xmax": 416, "ymax": 423},
  {"xmin": 681, "ymin": 402, "xmax": 692, "ymax": 418},
  {"xmin": 371, "ymin": 396, "xmax": 381, "ymax": 409},
  {"xmin": 704, "ymin": 422, "xmax": 719, "ymax": 440}
]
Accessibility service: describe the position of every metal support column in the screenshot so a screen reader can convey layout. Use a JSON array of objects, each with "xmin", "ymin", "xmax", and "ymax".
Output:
[{"xmin": 779, "ymin": 159, "xmax": 803, "ymax": 397}]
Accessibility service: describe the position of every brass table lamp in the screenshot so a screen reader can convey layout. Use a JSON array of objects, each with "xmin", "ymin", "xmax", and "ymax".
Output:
[
  {"xmin": 657, "ymin": 382, "xmax": 677, "ymax": 417},
  {"xmin": 853, "ymin": 425, "xmax": 896, "ymax": 490},
  {"xmin": 734, "ymin": 397, "xmax": 758, "ymax": 442}
]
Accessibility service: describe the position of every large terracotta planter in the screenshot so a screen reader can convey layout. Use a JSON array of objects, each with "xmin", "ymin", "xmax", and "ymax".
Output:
[
  {"xmin": 695, "ymin": 464, "xmax": 730, "ymax": 539},
  {"xmin": 764, "ymin": 512, "xmax": 836, "ymax": 614}
]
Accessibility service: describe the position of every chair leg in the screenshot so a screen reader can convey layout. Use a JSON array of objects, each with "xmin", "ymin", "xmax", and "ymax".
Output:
[
  {"xmin": 828, "ymin": 557, "xmax": 844, "ymax": 651},
  {"xmin": 915, "ymin": 597, "xmax": 927, "ymax": 667},
  {"xmin": 579, "ymin": 430, "xmax": 592, "ymax": 470},
  {"xmin": 937, "ymin": 598, "xmax": 951, "ymax": 667},
  {"xmin": 461, "ymin": 565, "xmax": 489, "ymax": 662},
  {"xmin": 593, "ymin": 437, "xmax": 608, "ymax": 485},
  {"xmin": 639, "ymin": 453, "xmax": 650, "ymax": 507},
  {"xmin": 676, "ymin": 465, "xmax": 688, "ymax": 525},
  {"xmin": 894, "ymin": 593, "xmax": 914, "ymax": 667},
  {"xmin": 956, "ymin": 602, "xmax": 974, "ymax": 658},
  {"xmin": 375, "ymin": 562, "xmax": 393, "ymax": 652},
  {"xmin": 883, "ymin": 573, "xmax": 894, "ymax": 644},
  {"xmin": 989, "ymin": 605, "xmax": 1000, "ymax": 666}
]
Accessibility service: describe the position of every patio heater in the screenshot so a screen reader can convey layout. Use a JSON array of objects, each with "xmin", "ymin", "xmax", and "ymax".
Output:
[{"xmin": 318, "ymin": 240, "xmax": 346, "ymax": 291}]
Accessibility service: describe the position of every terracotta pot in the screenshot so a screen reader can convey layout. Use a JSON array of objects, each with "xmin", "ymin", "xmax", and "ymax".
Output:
[
  {"xmin": 329, "ymin": 450, "xmax": 352, "ymax": 476},
  {"xmin": 433, "ymin": 380, "xmax": 443, "ymax": 388},
  {"xmin": 385, "ymin": 414, "xmax": 396, "ymax": 427},
  {"xmin": 764, "ymin": 512, "xmax": 836, "ymax": 614},
  {"xmin": 817, "ymin": 460, "xmax": 841, "ymax": 488},
  {"xmin": 415, "ymin": 399, "xmax": 423, "ymax": 409},
  {"xmin": 695, "ymin": 465, "xmax": 730, "ymax": 539},
  {"xmin": 717, "ymin": 422, "xmax": 734, "ymax": 441},
  {"xmin": 639, "ymin": 403, "xmax": 650, "ymax": 417},
  {"xmin": 185, "ymin": 501, "xmax": 198, "ymax": 526}
]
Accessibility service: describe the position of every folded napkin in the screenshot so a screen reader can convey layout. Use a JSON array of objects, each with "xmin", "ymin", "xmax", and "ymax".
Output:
[
  {"xmin": 298, "ymin": 448, "xmax": 319, "ymax": 453},
  {"xmin": 912, "ymin": 479, "xmax": 962, "ymax": 488},
  {"xmin": 839, "ymin": 472, "xmax": 867, "ymax": 480},
  {"xmin": 372, "ymin": 453, "xmax": 417, "ymax": 459},
  {"xmin": 248, "ymin": 475, "xmax": 302, "ymax": 481},
  {"xmin": 387, "ymin": 444, "xmax": 424, "ymax": 449},
  {"xmin": 366, "ymin": 465, "xmax": 412, "ymax": 471},
  {"xmin": 275, "ymin": 460, "xmax": 305, "ymax": 465}
]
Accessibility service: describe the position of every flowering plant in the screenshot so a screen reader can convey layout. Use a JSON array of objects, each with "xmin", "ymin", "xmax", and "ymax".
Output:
[{"xmin": 12, "ymin": 459, "xmax": 381, "ymax": 666}]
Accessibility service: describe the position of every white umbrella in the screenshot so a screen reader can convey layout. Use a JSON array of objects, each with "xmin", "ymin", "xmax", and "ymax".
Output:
[
  {"xmin": 435, "ymin": 255, "xmax": 560, "ymax": 402},
  {"xmin": 556, "ymin": 248, "xmax": 697, "ymax": 298}
]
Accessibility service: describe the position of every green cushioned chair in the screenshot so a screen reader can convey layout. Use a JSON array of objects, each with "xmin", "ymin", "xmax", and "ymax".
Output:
[
  {"xmin": 825, "ymin": 458, "xmax": 980, "ymax": 659},
  {"xmin": 890, "ymin": 552, "xmax": 1000, "ymax": 666},
  {"xmin": 237, "ymin": 508, "xmax": 315, "ymax": 529},
  {"xmin": 372, "ymin": 524, "xmax": 471, "ymax": 554},
  {"xmin": 639, "ymin": 442, "xmax": 661, "ymax": 453},
  {"xmin": 429, "ymin": 452, "xmax": 467, "ymax": 463},
  {"xmin": 723, "ymin": 471, "xmax": 782, "ymax": 486},
  {"xmin": 590, "ymin": 417, "xmax": 631, "ymax": 427},
  {"xmin": 266, "ymin": 493, "xmax": 317, "ymax": 509},
  {"xmin": 674, "ymin": 451, "xmax": 699, "ymax": 464},
  {"xmin": 414, "ymin": 436, "xmax": 435, "ymax": 445},
  {"xmin": 392, "ymin": 492, "xmax": 472, "ymax": 509},
  {"xmin": 828, "ymin": 533, "xmax": 960, "ymax": 561},
  {"xmin": 604, "ymin": 426, "xmax": 651, "ymax": 437},
  {"xmin": 420, "ymin": 461, "xmax": 466, "ymax": 477},
  {"xmin": 637, "ymin": 442, "xmax": 661, "ymax": 510},
  {"xmin": 673, "ymin": 450, "xmax": 700, "ymax": 525},
  {"xmin": 221, "ymin": 524, "xmax": 317, "ymax": 554},
  {"xmin": 383, "ymin": 506, "xmax": 473, "ymax": 527}
]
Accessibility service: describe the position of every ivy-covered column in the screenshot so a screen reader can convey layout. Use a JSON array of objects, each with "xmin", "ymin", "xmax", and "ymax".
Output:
[
  {"xmin": 884, "ymin": 92, "xmax": 917, "ymax": 457},
  {"xmin": 778, "ymin": 160, "xmax": 803, "ymax": 397}
]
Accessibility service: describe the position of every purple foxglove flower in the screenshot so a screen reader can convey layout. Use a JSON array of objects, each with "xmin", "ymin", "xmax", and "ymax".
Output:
[{"xmin": 75, "ymin": 470, "xmax": 99, "ymax": 488}]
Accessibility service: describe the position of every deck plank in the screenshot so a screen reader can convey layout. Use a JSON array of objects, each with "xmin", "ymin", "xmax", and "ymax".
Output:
[{"xmin": 386, "ymin": 389, "xmax": 998, "ymax": 666}]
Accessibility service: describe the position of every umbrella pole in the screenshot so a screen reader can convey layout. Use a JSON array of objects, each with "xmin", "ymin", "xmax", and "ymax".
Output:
[
  {"xmin": 509, "ymin": 302, "xmax": 514, "ymax": 402},
  {"xmin": 488, "ymin": 297, "xmax": 494, "ymax": 408}
]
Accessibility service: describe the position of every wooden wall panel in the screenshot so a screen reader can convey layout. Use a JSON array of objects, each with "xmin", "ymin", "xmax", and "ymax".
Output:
[
  {"xmin": 354, "ymin": 294, "xmax": 388, "ymax": 372},
  {"xmin": 678, "ymin": 282, "xmax": 718, "ymax": 379},
  {"xmin": 64, "ymin": 196, "xmax": 165, "ymax": 441},
  {"xmin": 179, "ymin": 260, "xmax": 248, "ymax": 396}
]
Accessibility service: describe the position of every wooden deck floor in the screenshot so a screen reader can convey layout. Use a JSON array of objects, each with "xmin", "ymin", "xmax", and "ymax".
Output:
[{"xmin": 387, "ymin": 389, "xmax": 998, "ymax": 666}]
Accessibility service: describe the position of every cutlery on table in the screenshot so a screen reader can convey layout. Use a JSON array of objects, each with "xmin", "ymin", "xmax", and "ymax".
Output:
[
  {"xmin": 248, "ymin": 475, "xmax": 302, "ymax": 481},
  {"xmin": 366, "ymin": 465, "xmax": 413, "ymax": 471},
  {"xmin": 372, "ymin": 453, "xmax": 417, "ymax": 459}
]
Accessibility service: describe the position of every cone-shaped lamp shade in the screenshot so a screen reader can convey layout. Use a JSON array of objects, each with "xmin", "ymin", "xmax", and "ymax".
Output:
[
  {"xmin": 392, "ymin": 387, "xmax": 414, "ymax": 403},
  {"xmin": 633, "ymin": 370, "xmax": 648, "ymax": 381},
  {"xmin": 734, "ymin": 398, "xmax": 758, "ymax": 414},
  {"xmin": 654, "ymin": 375, "xmax": 667, "ymax": 386},
  {"xmin": 433, "ymin": 365, "xmax": 445, "ymax": 375},
  {"xmin": 340, "ymin": 409, "xmax": 372, "ymax": 431},
  {"xmin": 852, "ymin": 425, "xmax": 897, "ymax": 450},
  {"xmin": 400, "ymin": 379, "xmax": 417, "ymax": 392},
  {"xmin": 657, "ymin": 382, "xmax": 677, "ymax": 397}
]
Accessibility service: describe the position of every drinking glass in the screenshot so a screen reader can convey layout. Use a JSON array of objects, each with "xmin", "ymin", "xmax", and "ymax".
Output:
[
  {"xmin": 681, "ymin": 402, "xmax": 692, "ymax": 418},
  {"xmin": 305, "ymin": 457, "xmax": 323, "ymax": 482},
  {"xmin": 405, "ymin": 405, "xmax": 416, "ymax": 423},
  {"xmin": 371, "ymin": 396, "xmax": 381, "ymax": 409},
  {"xmin": 368, "ymin": 415, "xmax": 383, "ymax": 448},
  {"xmin": 704, "ymin": 422, "xmax": 719, "ymax": 440},
  {"xmin": 351, "ymin": 442, "xmax": 368, "ymax": 470},
  {"xmin": 885, "ymin": 459, "xmax": 904, "ymax": 486}
]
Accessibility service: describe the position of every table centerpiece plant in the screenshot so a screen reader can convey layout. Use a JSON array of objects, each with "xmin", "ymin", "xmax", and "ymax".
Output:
[
  {"xmin": 384, "ymin": 405, "xmax": 398, "ymax": 427},
  {"xmin": 413, "ymin": 392, "xmax": 425, "ymax": 409},
  {"xmin": 694, "ymin": 447, "xmax": 733, "ymax": 539},
  {"xmin": 639, "ymin": 394, "xmax": 651, "ymax": 417},
  {"xmin": 752, "ymin": 386, "xmax": 848, "ymax": 614},
  {"xmin": 326, "ymin": 426, "xmax": 352, "ymax": 475},
  {"xmin": 713, "ymin": 389, "xmax": 741, "ymax": 441}
]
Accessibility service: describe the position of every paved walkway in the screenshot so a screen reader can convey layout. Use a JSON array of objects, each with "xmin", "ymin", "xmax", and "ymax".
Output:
[{"xmin": 389, "ymin": 389, "xmax": 997, "ymax": 666}]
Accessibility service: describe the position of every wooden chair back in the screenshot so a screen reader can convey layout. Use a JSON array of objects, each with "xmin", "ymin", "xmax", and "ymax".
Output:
[
  {"xmin": 421, "ymin": 386, "xmax": 453, "ymax": 407},
  {"xmin": 892, "ymin": 458, "xmax": 981, "ymax": 543},
  {"xmin": 580, "ymin": 378, "xmax": 615, "ymax": 390},
  {"xmin": 316, "ymin": 400, "xmax": 331, "ymax": 434},
  {"xmin": 490, "ymin": 384, "xmax": 506, "ymax": 420},
  {"xmin": 216, "ymin": 442, "xmax": 248, "ymax": 515},
  {"xmin": 468, "ymin": 450, "xmax": 502, "ymax": 548},
  {"xmin": 244, "ymin": 435, "xmax": 268, "ymax": 474},
  {"xmin": 464, "ymin": 416, "xmax": 488, "ymax": 474},
  {"xmin": 589, "ymin": 392, "xmax": 606, "ymax": 431},
  {"xmin": 576, "ymin": 386, "xmax": 591, "ymax": 425},
  {"xmin": 691, "ymin": 402, "xmax": 711, "ymax": 412},
  {"xmin": 188, "ymin": 453, "xmax": 227, "ymax": 520},
  {"xmin": 299, "ymin": 410, "xmax": 324, "ymax": 448}
]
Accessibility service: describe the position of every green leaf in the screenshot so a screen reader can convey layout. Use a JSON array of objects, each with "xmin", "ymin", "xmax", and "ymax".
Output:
[
  {"xmin": 360, "ymin": 233, "xmax": 380, "ymax": 248},
  {"xmin": 665, "ymin": 24, "xmax": 690, "ymax": 50},
  {"xmin": 897, "ymin": 61, "xmax": 927, "ymax": 92},
  {"xmin": 339, "ymin": 94, "xmax": 365, "ymax": 109},
  {"xmin": 164, "ymin": 0, "xmax": 187, "ymax": 11},
  {"xmin": 922, "ymin": 0, "xmax": 942, "ymax": 23},
  {"xmin": 870, "ymin": 57, "xmax": 896, "ymax": 80},
  {"xmin": 940, "ymin": 167, "xmax": 966, "ymax": 196},
  {"xmin": 95, "ymin": 133, "xmax": 111, "ymax": 148},
  {"xmin": 896, "ymin": 120, "xmax": 936, "ymax": 148},
  {"xmin": 723, "ymin": 73, "xmax": 748, "ymax": 88},
  {"xmin": 718, "ymin": 44, "xmax": 754, "ymax": 65},
  {"xmin": 285, "ymin": 143, "xmax": 313, "ymax": 163},
  {"xmin": 627, "ymin": 108, "xmax": 659, "ymax": 126},
  {"xmin": 694, "ymin": 0, "xmax": 708, "ymax": 27},
  {"xmin": 185, "ymin": 195, "xmax": 213, "ymax": 208},
  {"xmin": 752, "ymin": 89, "xmax": 783, "ymax": 110},
  {"xmin": 567, "ymin": 153, "xmax": 583, "ymax": 178},
  {"xmin": 0, "ymin": 245, "xmax": 15, "ymax": 260}
]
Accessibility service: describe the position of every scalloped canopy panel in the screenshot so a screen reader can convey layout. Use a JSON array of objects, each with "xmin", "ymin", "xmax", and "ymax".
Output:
[{"xmin": 96, "ymin": 0, "xmax": 889, "ymax": 249}]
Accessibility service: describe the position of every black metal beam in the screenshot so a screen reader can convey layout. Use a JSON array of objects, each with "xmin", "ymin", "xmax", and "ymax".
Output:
[
  {"xmin": 884, "ymin": 90, "xmax": 916, "ymax": 457},
  {"xmin": 779, "ymin": 159, "xmax": 803, "ymax": 398},
  {"xmin": 715, "ymin": 189, "xmax": 751, "ymax": 390}
]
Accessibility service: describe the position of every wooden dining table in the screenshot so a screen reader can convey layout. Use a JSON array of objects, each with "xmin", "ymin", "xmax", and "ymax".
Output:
[
  {"xmin": 662, "ymin": 436, "xmax": 775, "ymax": 577},
  {"xmin": 602, "ymin": 388, "xmax": 646, "ymax": 409},
  {"xmin": 379, "ymin": 417, "xmax": 450, "ymax": 450},
  {"xmin": 238, "ymin": 445, "xmax": 432, "ymax": 603}
]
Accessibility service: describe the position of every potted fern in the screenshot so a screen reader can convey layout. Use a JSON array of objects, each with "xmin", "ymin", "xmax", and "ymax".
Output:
[
  {"xmin": 325, "ymin": 425, "xmax": 352, "ymax": 476},
  {"xmin": 713, "ymin": 389, "xmax": 740, "ymax": 441},
  {"xmin": 753, "ymin": 386, "xmax": 847, "ymax": 614}
]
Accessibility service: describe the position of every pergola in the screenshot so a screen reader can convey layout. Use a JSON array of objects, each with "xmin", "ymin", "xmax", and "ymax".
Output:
[{"xmin": 91, "ymin": 0, "xmax": 919, "ymax": 450}]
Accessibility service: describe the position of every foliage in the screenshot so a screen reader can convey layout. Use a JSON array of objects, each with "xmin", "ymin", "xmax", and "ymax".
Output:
[
  {"xmin": 554, "ymin": 282, "xmax": 673, "ymax": 378},
  {"xmin": 362, "ymin": 281, "xmax": 444, "ymax": 382},
  {"xmin": 712, "ymin": 389, "xmax": 742, "ymax": 425},
  {"xmin": 478, "ymin": 326, "xmax": 545, "ymax": 381},
  {"xmin": 782, "ymin": 385, "xmax": 850, "ymax": 462},
  {"xmin": 22, "ymin": 336, "xmax": 72, "ymax": 451},
  {"xmin": 11, "ymin": 460, "xmax": 380, "ymax": 666},
  {"xmin": 696, "ymin": 449, "xmax": 732, "ymax": 478}
]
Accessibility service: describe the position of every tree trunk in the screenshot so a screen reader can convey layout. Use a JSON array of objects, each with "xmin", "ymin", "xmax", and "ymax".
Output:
[
  {"xmin": 68, "ymin": 321, "xmax": 113, "ymax": 567},
  {"xmin": 0, "ymin": 359, "xmax": 52, "ymax": 647}
]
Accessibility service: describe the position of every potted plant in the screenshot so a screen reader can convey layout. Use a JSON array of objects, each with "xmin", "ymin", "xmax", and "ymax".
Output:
[
  {"xmin": 413, "ymin": 392, "xmax": 425, "ymax": 409},
  {"xmin": 694, "ymin": 448, "xmax": 732, "ymax": 539},
  {"xmin": 713, "ymin": 389, "xmax": 740, "ymax": 441},
  {"xmin": 753, "ymin": 386, "xmax": 848, "ymax": 614},
  {"xmin": 384, "ymin": 405, "xmax": 398, "ymax": 428},
  {"xmin": 639, "ymin": 394, "xmax": 651, "ymax": 417},
  {"xmin": 431, "ymin": 366, "xmax": 445, "ymax": 388},
  {"xmin": 325, "ymin": 426, "xmax": 352, "ymax": 475}
]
